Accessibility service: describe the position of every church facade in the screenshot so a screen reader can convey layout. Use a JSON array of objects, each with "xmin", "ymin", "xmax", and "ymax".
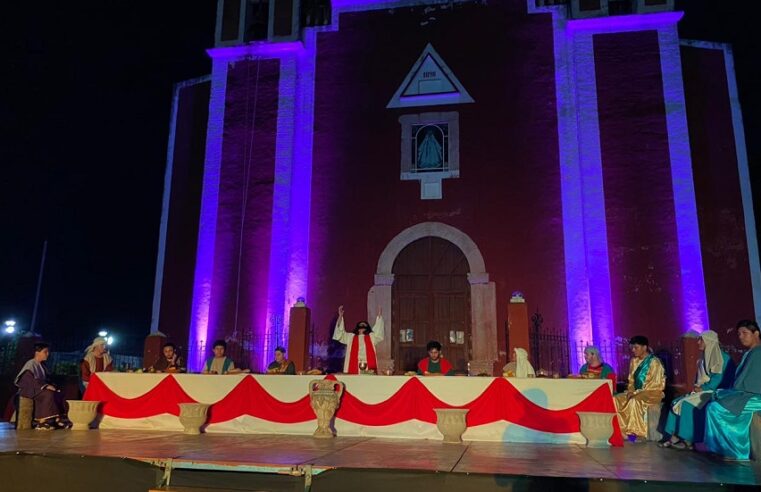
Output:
[{"xmin": 151, "ymin": 0, "xmax": 759, "ymax": 374}]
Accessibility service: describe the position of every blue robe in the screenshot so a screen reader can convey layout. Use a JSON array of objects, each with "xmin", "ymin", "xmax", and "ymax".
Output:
[
  {"xmin": 663, "ymin": 351, "xmax": 733, "ymax": 443},
  {"xmin": 704, "ymin": 345, "xmax": 761, "ymax": 460}
]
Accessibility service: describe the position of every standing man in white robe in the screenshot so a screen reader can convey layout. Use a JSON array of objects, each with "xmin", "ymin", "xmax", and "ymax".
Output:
[{"xmin": 333, "ymin": 305, "xmax": 384, "ymax": 374}]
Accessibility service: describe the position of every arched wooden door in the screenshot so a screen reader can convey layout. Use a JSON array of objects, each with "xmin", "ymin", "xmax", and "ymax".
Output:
[{"xmin": 392, "ymin": 237, "xmax": 471, "ymax": 372}]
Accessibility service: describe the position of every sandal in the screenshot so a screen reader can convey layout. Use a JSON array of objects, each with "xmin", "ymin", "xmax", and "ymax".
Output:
[
  {"xmin": 657, "ymin": 440, "xmax": 674, "ymax": 448},
  {"xmin": 672, "ymin": 441, "xmax": 694, "ymax": 451}
]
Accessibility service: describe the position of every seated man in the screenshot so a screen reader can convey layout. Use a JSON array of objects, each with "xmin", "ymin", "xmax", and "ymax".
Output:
[
  {"xmin": 81, "ymin": 336, "xmax": 114, "ymax": 389},
  {"xmin": 202, "ymin": 340, "xmax": 247, "ymax": 374},
  {"xmin": 502, "ymin": 347, "xmax": 536, "ymax": 378},
  {"xmin": 267, "ymin": 346, "xmax": 296, "ymax": 375},
  {"xmin": 661, "ymin": 329, "xmax": 733, "ymax": 450},
  {"xmin": 579, "ymin": 346, "xmax": 616, "ymax": 382},
  {"xmin": 152, "ymin": 342, "xmax": 185, "ymax": 373},
  {"xmin": 417, "ymin": 341, "xmax": 454, "ymax": 376},
  {"xmin": 703, "ymin": 319, "xmax": 761, "ymax": 461},
  {"xmin": 15, "ymin": 342, "xmax": 69, "ymax": 430},
  {"xmin": 614, "ymin": 335, "xmax": 665, "ymax": 440}
]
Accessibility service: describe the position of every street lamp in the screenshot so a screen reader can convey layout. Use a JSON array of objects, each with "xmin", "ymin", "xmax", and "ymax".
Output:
[
  {"xmin": 98, "ymin": 330, "xmax": 108, "ymax": 337},
  {"xmin": 3, "ymin": 320, "xmax": 16, "ymax": 334},
  {"xmin": 106, "ymin": 336, "xmax": 115, "ymax": 346}
]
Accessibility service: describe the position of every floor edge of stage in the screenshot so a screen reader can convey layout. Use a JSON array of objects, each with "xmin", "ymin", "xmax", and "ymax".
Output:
[{"xmin": 2, "ymin": 425, "xmax": 760, "ymax": 491}]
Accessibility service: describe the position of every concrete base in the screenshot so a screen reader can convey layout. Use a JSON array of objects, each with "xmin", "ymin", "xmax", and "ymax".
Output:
[
  {"xmin": 17, "ymin": 397, "xmax": 33, "ymax": 430},
  {"xmin": 647, "ymin": 403, "xmax": 663, "ymax": 442}
]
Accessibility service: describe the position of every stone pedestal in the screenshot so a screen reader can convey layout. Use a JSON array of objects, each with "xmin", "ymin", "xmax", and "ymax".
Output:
[
  {"xmin": 67, "ymin": 400, "xmax": 100, "ymax": 431},
  {"xmin": 178, "ymin": 403, "xmax": 210, "ymax": 435},
  {"xmin": 288, "ymin": 304, "xmax": 311, "ymax": 372},
  {"xmin": 309, "ymin": 379, "xmax": 345, "ymax": 438},
  {"xmin": 434, "ymin": 408, "xmax": 469, "ymax": 444},
  {"xmin": 647, "ymin": 403, "xmax": 663, "ymax": 442},
  {"xmin": 577, "ymin": 411, "xmax": 614, "ymax": 447},
  {"xmin": 507, "ymin": 301, "xmax": 530, "ymax": 363},
  {"xmin": 17, "ymin": 396, "xmax": 33, "ymax": 430}
]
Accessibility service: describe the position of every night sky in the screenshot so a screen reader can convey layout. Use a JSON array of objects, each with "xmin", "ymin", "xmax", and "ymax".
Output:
[{"xmin": 1, "ymin": 1, "xmax": 758, "ymax": 355}]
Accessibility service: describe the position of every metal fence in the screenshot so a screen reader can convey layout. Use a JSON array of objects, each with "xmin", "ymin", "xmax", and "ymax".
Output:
[
  {"xmin": 0, "ymin": 338, "xmax": 18, "ymax": 375},
  {"xmin": 46, "ymin": 351, "xmax": 143, "ymax": 376},
  {"xmin": 529, "ymin": 310, "xmax": 571, "ymax": 377},
  {"xmin": 188, "ymin": 314, "xmax": 287, "ymax": 373}
]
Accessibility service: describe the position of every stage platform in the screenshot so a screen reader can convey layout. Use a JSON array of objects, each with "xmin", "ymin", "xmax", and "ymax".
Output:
[{"xmin": 1, "ymin": 424, "xmax": 760, "ymax": 491}]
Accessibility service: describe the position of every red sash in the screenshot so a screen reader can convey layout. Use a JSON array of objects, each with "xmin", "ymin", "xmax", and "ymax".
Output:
[
  {"xmin": 418, "ymin": 357, "xmax": 452, "ymax": 375},
  {"xmin": 347, "ymin": 334, "xmax": 377, "ymax": 374}
]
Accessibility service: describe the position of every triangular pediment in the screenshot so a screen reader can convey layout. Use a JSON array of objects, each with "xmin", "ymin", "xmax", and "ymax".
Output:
[{"xmin": 387, "ymin": 44, "xmax": 474, "ymax": 109}]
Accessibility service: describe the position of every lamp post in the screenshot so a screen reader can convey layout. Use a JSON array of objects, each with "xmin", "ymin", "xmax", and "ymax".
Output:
[{"xmin": 3, "ymin": 320, "xmax": 16, "ymax": 335}]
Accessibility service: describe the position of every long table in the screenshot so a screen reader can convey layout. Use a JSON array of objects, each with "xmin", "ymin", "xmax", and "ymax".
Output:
[{"xmin": 84, "ymin": 373, "xmax": 623, "ymax": 446}]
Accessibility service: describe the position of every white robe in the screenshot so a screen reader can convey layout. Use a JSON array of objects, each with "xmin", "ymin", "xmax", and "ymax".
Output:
[{"xmin": 333, "ymin": 315, "xmax": 384, "ymax": 373}]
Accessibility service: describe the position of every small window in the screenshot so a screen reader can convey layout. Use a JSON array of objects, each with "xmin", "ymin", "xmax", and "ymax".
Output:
[
  {"xmin": 399, "ymin": 112, "xmax": 460, "ymax": 200},
  {"xmin": 411, "ymin": 124, "xmax": 449, "ymax": 172}
]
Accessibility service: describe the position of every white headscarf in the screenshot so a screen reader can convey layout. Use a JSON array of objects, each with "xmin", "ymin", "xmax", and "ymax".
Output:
[
  {"xmin": 514, "ymin": 348, "xmax": 536, "ymax": 378},
  {"xmin": 83, "ymin": 337, "xmax": 113, "ymax": 371},
  {"xmin": 699, "ymin": 330, "xmax": 723, "ymax": 380}
]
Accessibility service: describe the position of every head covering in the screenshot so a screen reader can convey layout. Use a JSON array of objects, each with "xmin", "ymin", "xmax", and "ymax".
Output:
[
  {"xmin": 14, "ymin": 358, "xmax": 46, "ymax": 386},
  {"xmin": 83, "ymin": 337, "xmax": 112, "ymax": 371},
  {"xmin": 514, "ymin": 348, "xmax": 536, "ymax": 378},
  {"xmin": 700, "ymin": 329, "xmax": 723, "ymax": 377},
  {"xmin": 85, "ymin": 337, "xmax": 107, "ymax": 354}
]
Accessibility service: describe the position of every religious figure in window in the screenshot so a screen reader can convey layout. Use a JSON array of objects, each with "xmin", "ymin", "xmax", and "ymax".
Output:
[{"xmin": 413, "ymin": 124, "xmax": 448, "ymax": 171}]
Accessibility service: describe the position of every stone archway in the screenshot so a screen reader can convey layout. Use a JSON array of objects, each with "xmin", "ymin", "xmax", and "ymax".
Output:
[{"xmin": 367, "ymin": 222, "xmax": 497, "ymax": 375}]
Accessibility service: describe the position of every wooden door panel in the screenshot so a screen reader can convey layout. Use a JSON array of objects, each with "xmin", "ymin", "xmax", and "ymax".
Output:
[{"xmin": 392, "ymin": 237, "xmax": 471, "ymax": 373}]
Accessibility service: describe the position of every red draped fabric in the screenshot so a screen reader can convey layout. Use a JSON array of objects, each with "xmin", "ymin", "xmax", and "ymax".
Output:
[
  {"xmin": 206, "ymin": 375, "xmax": 314, "ymax": 423},
  {"xmin": 86, "ymin": 374, "xmax": 622, "ymax": 446},
  {"xmin": 346, "ymin": 334, "xmax": 377, "ymax": 374},
  {"xmin": 84, "ymin": 373, "xmax": 197, "ymax": 418}
]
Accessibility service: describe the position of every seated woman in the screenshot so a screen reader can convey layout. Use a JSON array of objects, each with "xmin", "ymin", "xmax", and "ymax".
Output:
[
  {"xmin": 267, "ymin": 346, "xmax": 296, "ymax": 375},
  {"xmin": 80, "ymin": 336, "xmax": 113, "ymax": 390},
  {"xmin": 614, "ymin": 335, "xmax": 665, "ymax": 440},
  {"xmin": 151, "ymin": 342, "xmax": 185, "ymax": 373},
  {"xmin": 660, "ymin": 329, "xmax": 733, "ymax": 450},
  {"xmin": 703, "ymin": 320, "xmax": 761, "ymax": 461},
  {"xmin": 417, "ymin": 341, "xmax": 454, "ymax": 376},
  {"xmin": 502, "ymin": 348, "xmax": 536, "ymax": 378},
  {"xmin": 15, "ymin": 342, "xmax": 69, "ymax": 430},
  {"xmin": 579, "ymin": 346, "xmax": 616, "ymax": 382}
]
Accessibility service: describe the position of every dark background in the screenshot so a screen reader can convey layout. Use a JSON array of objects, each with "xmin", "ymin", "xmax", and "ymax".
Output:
[{"xmin": 0, "ymin": 0, "xmax": 757, "ymax": 355}]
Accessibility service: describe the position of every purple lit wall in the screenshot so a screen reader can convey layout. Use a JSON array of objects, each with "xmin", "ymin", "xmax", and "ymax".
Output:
[
  {"xmin": 682, "ymin": 42, "xmax": 758, "ymax": 338},
  {"xmin": 169, "ymin": 1, "xmax": 752, "ymax": 375},
  {"xmin": 151, "ymin": 77, "xmax": 209, "ymax": 349},
  {"xmin": 307, "ymin": 2, "xmax": 564, "ymax": 372},
  {"xmin": 208, "ymin": 56, "xmax": 279, "ymax": 364},
  {"xmin": 189, "ymin": 41, "xmax": 314, "ymax": 372},
  {"xmin": 595, "ymin": 29, "xmax": 682, "ymax": 345},
  {"xmin": 556, "ymin": 11, "xmax": 709, "ymax": 366},
  {"xmin": 188, "ymin": 58, "xmax": 228, "ymax": 371}
]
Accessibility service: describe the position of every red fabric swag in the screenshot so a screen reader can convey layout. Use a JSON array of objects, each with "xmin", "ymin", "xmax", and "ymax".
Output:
[
  {"xmin": 207, "ymin": 375, "xmax": 314, "ymax": 424},
  {"xmin": 84, "ymin": 374, "xmax": 196, "ymax": 418}
]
